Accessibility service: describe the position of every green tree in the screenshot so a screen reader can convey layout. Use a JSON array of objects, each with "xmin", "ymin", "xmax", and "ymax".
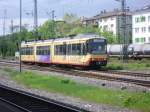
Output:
[
  {"xmin": 100, "ymin": 31, "xmax": 117, "ymax": 44},
  {"xmin": 0, "ymin": 38, "xmax": 8, "ymax": 58},
  {"xmin": 38, "ymin": 20, "xmax": 56, "ymax": 39},
  {"xmin": 63, "ymin": 13, "xmax": 78, "ymax": 23}
]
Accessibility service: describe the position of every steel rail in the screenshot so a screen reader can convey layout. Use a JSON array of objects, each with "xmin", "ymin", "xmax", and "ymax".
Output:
[
  {"xmin": 0, "ymin": 60, "xmax": 150, "ymax": 77},
  {"xmin": 0, "ymin": 84, "xmax": 89, "ymax": 112}
]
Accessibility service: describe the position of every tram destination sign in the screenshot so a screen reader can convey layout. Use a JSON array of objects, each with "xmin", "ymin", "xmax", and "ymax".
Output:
[{"xmin": 93, "ymin": 38, "xmax": 105, "ymax": 43}]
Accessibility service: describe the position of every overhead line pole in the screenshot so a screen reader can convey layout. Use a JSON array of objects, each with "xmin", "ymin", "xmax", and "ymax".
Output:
[
  {"xmin": 34, "ymin": 0, "xmax": 38, "ymax": 39},
  {"xmin": 3, "ymin": 9, "xmax": 7, "ymax": 37},
  {"xmin": 115, "ymin": 0, "xmax": 128, "ymax": 63},
  {"xmin": 19, "ymin": 0, "xmax": 22, "ymax": 72},
  {"xmin": 52, "ymin": 10, "xmax": 55, "ymax": 37},
  {"xmin": 11, "ymin": 19, "xmax": 14, "ymax": 34},
  {"xmin": 121, "ymin": 0, "xmax": 128, "ymax": 63}
]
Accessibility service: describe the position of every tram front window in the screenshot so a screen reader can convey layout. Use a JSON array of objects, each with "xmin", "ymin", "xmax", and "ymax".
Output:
[{"xmin": 87, "ymin": 39, "xmax": 107, "ymax": 55}]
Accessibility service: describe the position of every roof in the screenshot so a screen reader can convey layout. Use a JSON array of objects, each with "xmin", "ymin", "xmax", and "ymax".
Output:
[
  {"xmin": 133, "ymin": 5, "xmax": 150, "ymax": 15},
  {"xmin": 82, "ymin": 10, "xmax": 132, "ymax": 21}
]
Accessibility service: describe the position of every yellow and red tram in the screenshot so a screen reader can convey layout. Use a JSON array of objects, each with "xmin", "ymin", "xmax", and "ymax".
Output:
[{"xmin": 21, "ymin": 34, "xmax": 107, "ymax": 67}]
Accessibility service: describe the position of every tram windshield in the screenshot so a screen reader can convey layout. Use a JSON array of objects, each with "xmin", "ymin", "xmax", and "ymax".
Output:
[{"xmin": 87, "ymin": 38, "xmax": 107, "ymax": 55}]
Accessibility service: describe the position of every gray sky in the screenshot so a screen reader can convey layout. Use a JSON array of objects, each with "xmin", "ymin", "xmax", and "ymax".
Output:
[
  {"xmin": 0, "ymin": 0, "xmax": 149, "ymax": 19},
  {"xmin": 0, "ymin": 0, "xmax": 149, "ymax": 35}
]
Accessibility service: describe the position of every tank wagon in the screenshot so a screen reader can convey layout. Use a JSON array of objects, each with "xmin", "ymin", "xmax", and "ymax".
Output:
[
  {"xmin": 21, "ymin": 34, "xmax": 107, "ymax": 68},
  {"xmin": 107, "ymin": 44, "xmax": 150, "ymax": 59}
]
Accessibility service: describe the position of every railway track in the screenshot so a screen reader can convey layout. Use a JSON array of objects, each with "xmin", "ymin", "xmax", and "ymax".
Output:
[
  {"xmin": 105, "ymin": 70, "xmax": 150, "ymax": 77},
  {"xmin": 0, "ymin": 84, "xmax": 89, "ymax": 112},
  {"xmin": 0, "ymin": 60, "xmax": 150, "ymax": 87}
]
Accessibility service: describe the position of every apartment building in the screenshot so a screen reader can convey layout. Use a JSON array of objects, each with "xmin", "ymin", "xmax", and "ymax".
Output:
[
  {"xmin": 82, "ymin": 9, "xmax": 132, "ymax": 43},
  {"xmin": 132, "ymin": 6, "xmax": 150, "ymax": 44}
]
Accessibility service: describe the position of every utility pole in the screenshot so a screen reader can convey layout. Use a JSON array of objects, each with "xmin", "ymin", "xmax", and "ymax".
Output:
[
  {"xmin": 19, "ymin": 0, "xmax": 22, "ymax": 72},
  {"xmin": 11, "ymin": 19, "xmax": 14, "ymax": 34},
  {"xmin": 115, "ymin": 0, "xmax": 128, "ymax": 63},
  {"xmin": 121, "ymin": 0, "xmax": 128, "ymax": 63},
  {"xmin": 52, "ymin": 10, "xmax": 55, "ymax": 37},
  {"xmin": 3, "ymin": 9, "xmax": 7, "ymax": 37},
  {"xmin": 34, "ymin": 0, "xmax": 38, "ymax": 39}
]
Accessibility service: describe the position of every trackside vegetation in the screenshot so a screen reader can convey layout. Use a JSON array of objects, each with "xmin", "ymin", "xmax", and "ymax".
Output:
[
  {"xmin": 3, "ymin": 68, "xmax": 150, "ymax": 112},
  {"xmin": 106, "ymin": 58, "xmax": 150, "ymax": 70},
  {"xmin": 0, "ymin": 13, "xmax": 117, "ymax": 58}
]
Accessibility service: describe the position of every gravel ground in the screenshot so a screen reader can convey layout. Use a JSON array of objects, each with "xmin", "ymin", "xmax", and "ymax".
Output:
[
  {"xmin": 0, "ymin": 67, "xmax": 144, "ymax": 112},
  {"xmin": 33, "ymin": 69, "xmax": 150, "ymax": 93}
]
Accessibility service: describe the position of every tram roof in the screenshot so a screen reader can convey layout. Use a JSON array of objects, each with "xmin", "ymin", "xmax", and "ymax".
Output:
[{"xmin": 21, "ymin": 34, "xmax": 105, "ymax": 45}]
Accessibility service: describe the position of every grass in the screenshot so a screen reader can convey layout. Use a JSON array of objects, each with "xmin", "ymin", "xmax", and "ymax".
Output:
[
  {"xmin": 4, "ymin": 68, "xmax": 150, "ymax": 112},
  {"xmin": 106, "ymin": 58, "xmax": 150, "ymax": 70}
]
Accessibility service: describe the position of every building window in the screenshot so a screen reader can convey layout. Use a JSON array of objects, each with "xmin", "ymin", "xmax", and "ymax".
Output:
[
  {"xmin": 111, "ymin": 17, "xmax": 114, "ymax": 20},
  {"xmin": 136, "ymin": 37, "xmax": 146, "ymax": 43},
  {"xmin": 99, "ymin": 26, "xmax": 102, "ymax": 29},
  {"xmin": 111, "ymin": 24, "xmax": 114, "ymax": 27},
  {"xmin": 148, "ymin": 27, "xmax": 150, "ymax": 32},
  {"xmin": 104, "ymin": 18, "xmax": 108, "ymax": 22},
  {"xmin": 148, "ymin": 16, "xmax": 150, "ymax": 22},
  {"xmin": 135, "ymin": 28, "xmax": 139, "ymax": 33},
  {"xmin": 110, "ymin": 24, "xmax": 114, "ymax": 32},
  {"xmin": 103, "ymin": 25, "xmax": 108, "ymax": 31},
  {"xmin": 141, "ymin": 16, "xmax": 146, "ymax": 22},
  {"xmin": 99, "ymin": 19, "xmax": 102, "ymax": 22},
  {"xmin": 135, "ymin": 38, "xmax": 139, "ymax": 43},
  {"xmin": 135, "ymin": 18, "xmax": 137, "ymax": 23},
  {"xmin": 141, "ymin": 27, "xmax": 146, "ymax": 33},
  {"xmin": 135, "ymin": 16, "xmax": 146, "ymax": 23},
  {"xmin": 141, "ymin": 37, "xmax": 146, "ymax": 43},
  {"xmin": 135, "ymin": 18, "xmax": 139, "ymax": 23}
]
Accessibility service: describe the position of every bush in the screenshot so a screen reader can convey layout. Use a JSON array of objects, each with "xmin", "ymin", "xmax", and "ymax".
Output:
[
  {"xmin": 61, "ymin": 79, "xmax": 70, "ymax": 84},
  {"xmin": 107, "ymin": 64, "xmax": 123, "ymax": 70},
  {"xmin": 145, "ymin": 64, "xmax": 150, "ymax": 67}
]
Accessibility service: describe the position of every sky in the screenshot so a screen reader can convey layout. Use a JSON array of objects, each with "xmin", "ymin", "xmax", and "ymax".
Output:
[
  {"xmin": 0, "ymin": 0, "xmax": 149, "ymax": 35},
  {"xmin": 0, "ymin": 0, "xmax": 149, "ymax": 19}
]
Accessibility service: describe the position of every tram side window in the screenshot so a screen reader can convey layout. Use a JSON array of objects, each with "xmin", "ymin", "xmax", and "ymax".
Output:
[
  {"xmin": 21, "ymin": 47, "xmax": 33, "ymax": 55},
  {"xmin": 72, "ymin": 44, "xmax": 81, "ymax": 55},
  {"xmin": 66, "ymin": 43, "xmax": 86, "ymax": 55},
  {"xmin": 36, "ymin": 46, "xmax": 50, "ymax": 55},
  {"xmin": 55, "ymin": 45, "xmax": 66, "ymax": 55},
  {"xmin": 55, "ymin": 43, "xmax": 87, "ymax": 55},
  {"xmin": 67, "ymin": 44, "xmax": 72, "ymax": 55},
  {"xmin": 21, "ymin": 48, "xmax": 26, "ymax": 55},
  {"xmin": 81, "ymin": 43, "xmax": 87, "ymax": 55},
  {"xmin": 27, "ymin": 47, "xmax": 33, "ymax": 55}
]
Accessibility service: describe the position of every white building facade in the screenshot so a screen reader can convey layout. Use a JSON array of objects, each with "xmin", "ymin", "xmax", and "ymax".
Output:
[
  {"xmin": 98, "ymin": 16, "xmax": 117, "ymax": 35},
  {"xmin": 98, "ymin": 11, "xmax": 132, "ymax": 43},
  {"xmin": 132, "ymin": 7, "xmax": 150, "ymax": 44},
  {"xmin": 82, "ymin": 10, "xmax": 132, "ymax": 43}
]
